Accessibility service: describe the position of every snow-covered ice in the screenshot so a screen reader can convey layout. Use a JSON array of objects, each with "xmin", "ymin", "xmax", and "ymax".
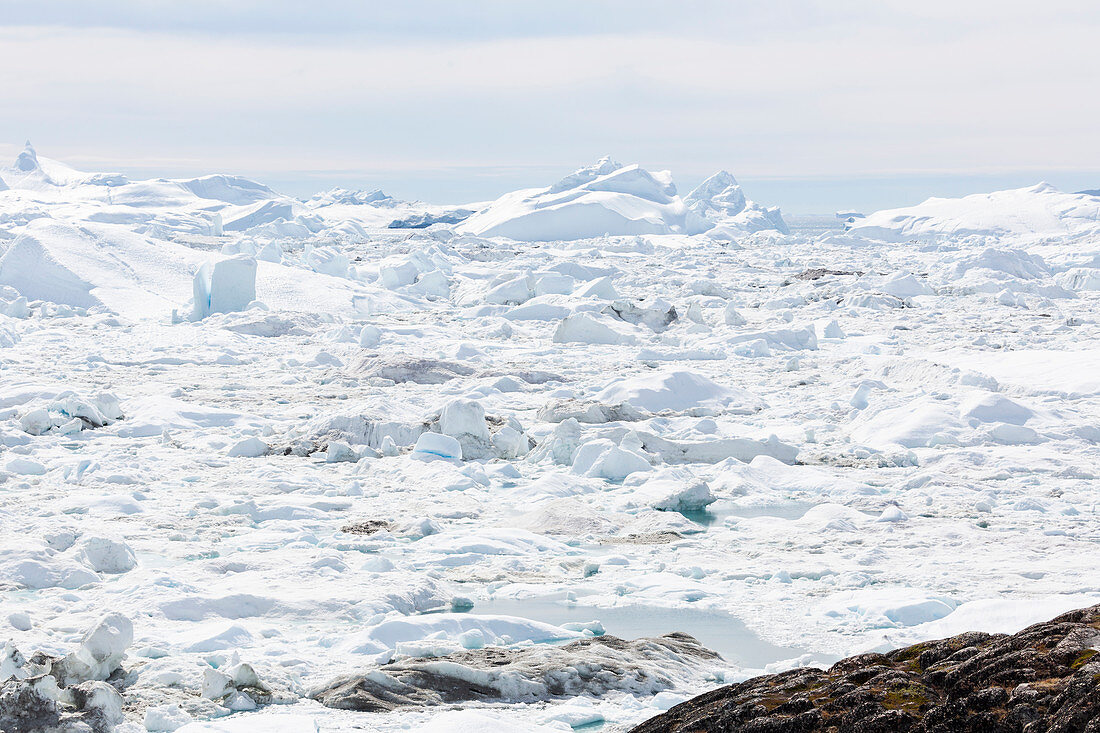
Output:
[{"xmin": 1, "ymin": 146, "xmax": 1099, "ymax": 731}]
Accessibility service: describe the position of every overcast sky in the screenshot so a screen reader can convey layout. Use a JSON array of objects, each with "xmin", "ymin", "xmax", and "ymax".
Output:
[{"xmin": 2, "ymin": 1, "xmax": 1098, "ymax": 213}]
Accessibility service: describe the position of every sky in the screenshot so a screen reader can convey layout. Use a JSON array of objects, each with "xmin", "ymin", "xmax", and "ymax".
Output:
[{"xmin": 1, "ymin": 0, "xmax": 1098, "ymax": 214}]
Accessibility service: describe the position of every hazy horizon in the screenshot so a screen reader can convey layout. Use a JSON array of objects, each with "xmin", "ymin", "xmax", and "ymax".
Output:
[{"xmin": 5, "ymin": 141, "xmax": 1098, "ymax": 216}]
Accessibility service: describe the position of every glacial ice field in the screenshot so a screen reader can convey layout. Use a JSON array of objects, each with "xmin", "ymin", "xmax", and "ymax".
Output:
[{"xmin": 1, "ymin": 143, "xmax": 1100, "ymax": 731}]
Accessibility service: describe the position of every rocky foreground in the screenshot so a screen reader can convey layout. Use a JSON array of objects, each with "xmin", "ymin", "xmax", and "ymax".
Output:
[{"xmin": 632, "ymin": 604, "xmax": 1100, "ymax": 732}]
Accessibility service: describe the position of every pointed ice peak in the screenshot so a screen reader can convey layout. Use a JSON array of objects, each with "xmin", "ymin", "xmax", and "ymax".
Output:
[
  {"xmin": 1026, "ymin": 181, "xmax": 1059, "ymax": 195},
  {"xmin": 548, "ymin": 155, "xmax": 624, "ymax": 193},
  {"xmin": 588, "ymin": 155, "xmax": 622, "ymax": 176},
  {"xmin": 15, "ymin": 140, "xmax": 39, "ymax": 172},
  {"xmin": 685, "ymin": 170, "xmax": 747, "ymax": 218},
  {"xmin": 685, "ymin": 171, "xmax": 742, "ymax": 203},
  {"xmin": 704, "ymin": 170, "xmax": 740, "ymax": 189}
]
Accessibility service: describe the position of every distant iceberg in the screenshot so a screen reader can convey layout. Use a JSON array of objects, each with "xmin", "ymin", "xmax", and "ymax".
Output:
[
  {"xmin": 850, "ymin": 183, "xmax": 1100, "ymax": 242},
  {"xmin": 685, "ymin": 171, "xmax": 789, "ymax": 235},
  {"xmin": 458, "ymin": 157, "xmax": 712, "ymax": 241}
]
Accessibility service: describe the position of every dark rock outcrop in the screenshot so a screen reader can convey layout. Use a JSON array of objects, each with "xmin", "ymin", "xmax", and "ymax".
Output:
[{"xmin": 631, "ymin": 604, "xmax": 1100, "ymax": 732}]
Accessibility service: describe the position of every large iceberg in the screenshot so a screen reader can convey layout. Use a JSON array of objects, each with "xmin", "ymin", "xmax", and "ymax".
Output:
[
  {"xmin": 1, "ymin": 141, "xmax": 91, "ymax": 190},
  {"xmin": 850, "ymin": 183, "xmax": 1100, "ymax": 242},
  {"xmin": 458, "ymin": 157, "xmax": 712, "ymax": 241},
  {"xmin": 178, "ymin": 174, "xmax": 277, "ymax": 205},
  {"xmin": 685, "ymin": 171, "xmax": 789, "ymax": 235}
]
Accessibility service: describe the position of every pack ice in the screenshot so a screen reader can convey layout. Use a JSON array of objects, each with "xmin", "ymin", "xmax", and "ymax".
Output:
[{"xmin": 1, "ymin": 146, "xmax": 1099, "ymax": 732}]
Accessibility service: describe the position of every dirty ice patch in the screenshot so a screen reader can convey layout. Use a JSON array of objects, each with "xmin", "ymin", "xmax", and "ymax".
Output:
[{"xmin": 596, "ymin": 370, "xmax": 762, "ymax": 415}]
